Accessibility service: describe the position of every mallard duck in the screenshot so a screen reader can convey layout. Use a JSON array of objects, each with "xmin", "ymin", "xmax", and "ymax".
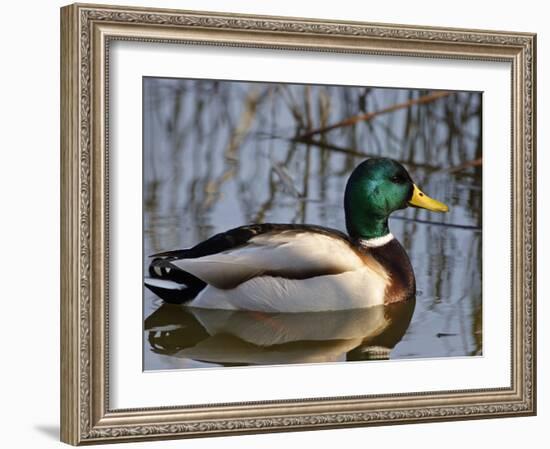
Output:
[{"xmin": 144, "ymin": 158, "xmax": 448, "ymax": 312}]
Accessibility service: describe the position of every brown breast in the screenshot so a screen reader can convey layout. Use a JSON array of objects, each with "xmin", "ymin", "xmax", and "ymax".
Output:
[{"xmin": 359, "ymin": 239, "xmax": 416, "ymax": 304}]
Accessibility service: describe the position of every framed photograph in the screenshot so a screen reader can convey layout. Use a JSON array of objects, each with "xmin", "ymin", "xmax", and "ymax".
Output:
[{"xmin": 60, "ymin": 3, "xmax": 536, "ymax": 445}]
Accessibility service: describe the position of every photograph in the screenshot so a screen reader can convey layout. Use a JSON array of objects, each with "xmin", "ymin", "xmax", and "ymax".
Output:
[
  {"xmin": 142, "ymin": 78, "xmax": 482, "ymax": 371},
  {"xmin": 58, "ymin": 3, "xmax": 536, "ymax": 444}
]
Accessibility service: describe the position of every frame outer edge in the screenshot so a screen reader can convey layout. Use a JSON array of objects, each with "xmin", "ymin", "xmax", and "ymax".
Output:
[
  {"xmin": 61, "ymin": 4, "xmax": 81, "ymax": 446},
  {"xmin": 525, "ymin": 33, "xmax": 536, "ymax": 415},
  {"xmin": 61, "ymin": 2, "xmax": 537, "ymax": 444},
  {"xmin": 531, "ymin": 33, "xmax": 537, "ymax": 416}
]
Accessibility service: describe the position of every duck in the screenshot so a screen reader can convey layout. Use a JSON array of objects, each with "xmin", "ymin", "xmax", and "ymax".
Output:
[{"xmin": 144, "ymin": 157, "xmax": 448, "ymax": 313}]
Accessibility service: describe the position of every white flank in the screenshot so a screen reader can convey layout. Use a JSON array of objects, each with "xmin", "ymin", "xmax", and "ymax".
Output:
[
  {"xmin": 358, "ymin": 233, "xmax": 394, "ymax": 248},
  {"xmin": 189, "ymin": 267, "xmax": 388, "ymax": 313},
  {"xmin": 171, "ymin": 231, "xmax": 365, "ymax": 289},
  {"xmin": 144, "ymin": 278, "xmax": 187, "ymax": 290}
]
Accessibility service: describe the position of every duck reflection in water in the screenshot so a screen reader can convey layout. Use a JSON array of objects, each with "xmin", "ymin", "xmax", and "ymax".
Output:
[{"xmin": 145, "ymin": 297, "xmax": 415, "ymax": 367}]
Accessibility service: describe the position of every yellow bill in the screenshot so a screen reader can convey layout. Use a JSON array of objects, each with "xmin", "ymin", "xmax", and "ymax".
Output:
[{"xmin": 408, "ymin": 184, "xmax": 449, "ymax": 212}]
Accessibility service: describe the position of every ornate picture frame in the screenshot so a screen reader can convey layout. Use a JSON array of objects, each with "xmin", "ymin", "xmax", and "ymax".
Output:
[{"xmin": 60, "ymin": 3, "xmax": 536, "ymax": 445}]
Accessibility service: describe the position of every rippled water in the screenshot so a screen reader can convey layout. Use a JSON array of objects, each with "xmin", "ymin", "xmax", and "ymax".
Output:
[{"xmin": 143, "ymin": 78, "xmax": 482, "ymax": 370}]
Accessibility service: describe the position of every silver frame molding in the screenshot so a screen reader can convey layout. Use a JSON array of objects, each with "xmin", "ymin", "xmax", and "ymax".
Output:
[{"xmin": 60, "ymin": 3, "xmax": 536, "ymax": 445}]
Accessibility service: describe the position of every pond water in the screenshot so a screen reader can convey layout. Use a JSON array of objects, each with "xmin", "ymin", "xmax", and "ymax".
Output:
[{"xmin": 142, "ymin": 78, "xmax": 482, "ymax": 371}]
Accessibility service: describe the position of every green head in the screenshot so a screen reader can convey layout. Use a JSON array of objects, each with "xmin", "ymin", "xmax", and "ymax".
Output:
[{"xmin": 344, "ymin": 158, "xmax": 448, "ymax": 240}]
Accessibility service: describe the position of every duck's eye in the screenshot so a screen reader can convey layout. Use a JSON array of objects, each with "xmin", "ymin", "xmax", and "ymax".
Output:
[{"xmin": 391, "ymin": 175, "xmax": 406, "ymax": 184}]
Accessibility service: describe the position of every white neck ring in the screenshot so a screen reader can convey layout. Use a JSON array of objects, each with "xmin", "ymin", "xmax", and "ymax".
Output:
[{"xmin": 359, "ymin": 233, "xmax": 394, "ymax": 248}]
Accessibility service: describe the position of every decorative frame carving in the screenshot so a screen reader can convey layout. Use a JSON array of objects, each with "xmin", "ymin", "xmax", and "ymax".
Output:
[{"xmin": 60, "ymin": 3, "xmax": 536, "ymax": 445}]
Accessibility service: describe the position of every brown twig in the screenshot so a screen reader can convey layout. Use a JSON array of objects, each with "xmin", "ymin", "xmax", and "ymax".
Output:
[
  {"xmin": 443, "ymin": 157, "xmax": 482, "ymax": 173},
  {"xmin": 297, "ymin": 90, "xmax": 452, "ymax": 140},
  {"xmin": 293, "ymin": 137, "xmax": 441, "ymax": 171},
  {"xmin": 294, "ymin": 137, "xmax": 368, "ymax": 157}
]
